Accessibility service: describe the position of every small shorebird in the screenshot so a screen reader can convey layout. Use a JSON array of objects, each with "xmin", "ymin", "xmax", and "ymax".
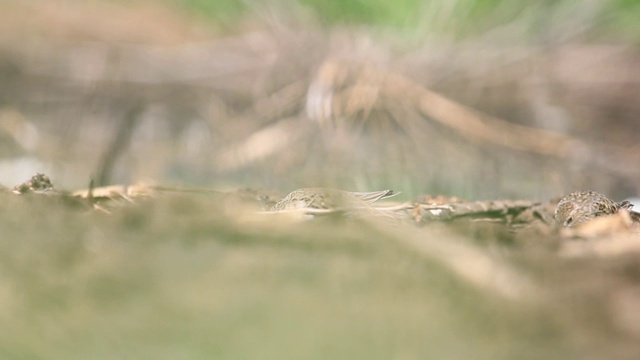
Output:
[
  {"xmin": 270, "ymin": 188, "xmax": 398, "ymax": 212},
  {"xmin": 555, "ymin": 191, "xmax": 633, "ymax": 227},
  {"xmin": 12, "ymin": 173, "xmax": 54, "ymax": 194}
]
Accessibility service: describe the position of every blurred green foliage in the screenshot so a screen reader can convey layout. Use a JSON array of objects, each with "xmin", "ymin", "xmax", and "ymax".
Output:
[
  {"xmin": 173, "ymin": 0, "xmax": 247, "ymax": 22},
  {"xmin": 297, "ymin": 0, "xmax": 424, "ymax": 27},
  {"xmin": 606, "ymin": 0, "xmax": 640, "ymax": 42},
  {"xmin": 169, "ymin": 0, "xmax": 640, "ymax": 41}
]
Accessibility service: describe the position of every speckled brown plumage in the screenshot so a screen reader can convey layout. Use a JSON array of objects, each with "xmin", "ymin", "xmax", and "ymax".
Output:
[
  {"xmin": 555, "ymin": 191, "xmax": 633, "ymax": 227},
  {"xmin": 12, "ymin": 173, "xmax": 54, "ymax": 195},
  {"xmin": 270, "ymin": 188, "xmax": 397, "ymax": 211}
]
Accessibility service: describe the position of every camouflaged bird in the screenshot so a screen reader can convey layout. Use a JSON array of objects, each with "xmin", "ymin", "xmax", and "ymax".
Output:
[
  {"xmin": 555, "ymin": 191, "xmax": 633, "ymax": 227},
  {"xmin": 12, "ymin": 173, "xmax": 54, "ymax": 195},
  {"xmin": 270, "ymin": 188, "xmax": 398, "ymax": 212}
]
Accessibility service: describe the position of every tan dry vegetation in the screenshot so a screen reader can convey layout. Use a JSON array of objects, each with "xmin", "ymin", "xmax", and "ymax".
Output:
[{"xmin": 0, "ymin": 1, "xmax": 214, "ymax": 45}]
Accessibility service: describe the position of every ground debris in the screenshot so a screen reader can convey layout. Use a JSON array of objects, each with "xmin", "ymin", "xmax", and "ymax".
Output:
[
  {"xmin": 7, "ymin": 174, "xmax": 640, "ymax": 245},
  {"xmin": 412, "ymin": 197, "xmax": 541, "ymax": 224}
]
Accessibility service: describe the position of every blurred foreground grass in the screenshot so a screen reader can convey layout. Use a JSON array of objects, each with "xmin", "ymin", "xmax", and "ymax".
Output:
[{"xmin": 2, "ymin": 192, "xmax": 640, "ymax": 359}]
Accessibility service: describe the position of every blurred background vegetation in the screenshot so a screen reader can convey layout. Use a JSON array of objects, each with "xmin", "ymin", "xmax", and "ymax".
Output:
[
  {"xmin": 0, "ymin": 0, "xmax": 639, "ymax": 199},
  {"xmin": 179, "ymin": 0, "xmax": 640, "ymax": 41}
]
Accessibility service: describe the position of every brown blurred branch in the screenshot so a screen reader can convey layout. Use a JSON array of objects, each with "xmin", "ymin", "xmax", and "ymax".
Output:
[
  {"xmin": 311, "ymin": 60, "xmax": 582, "ymax": 157},
  {"xmin": 307, "ymin": 60, "xmax": 640, "ymax": 180}
]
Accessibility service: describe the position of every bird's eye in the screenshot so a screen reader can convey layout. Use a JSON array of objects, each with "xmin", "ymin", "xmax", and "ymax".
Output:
[{"xmin": 564, "ymin": 217, "xmax": 573, "ymax": 227}]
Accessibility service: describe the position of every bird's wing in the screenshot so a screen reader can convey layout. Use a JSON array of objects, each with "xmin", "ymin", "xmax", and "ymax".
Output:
[{"xmin": 349, "ymin": 190, "xmax": 398, "ymax": 204}]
